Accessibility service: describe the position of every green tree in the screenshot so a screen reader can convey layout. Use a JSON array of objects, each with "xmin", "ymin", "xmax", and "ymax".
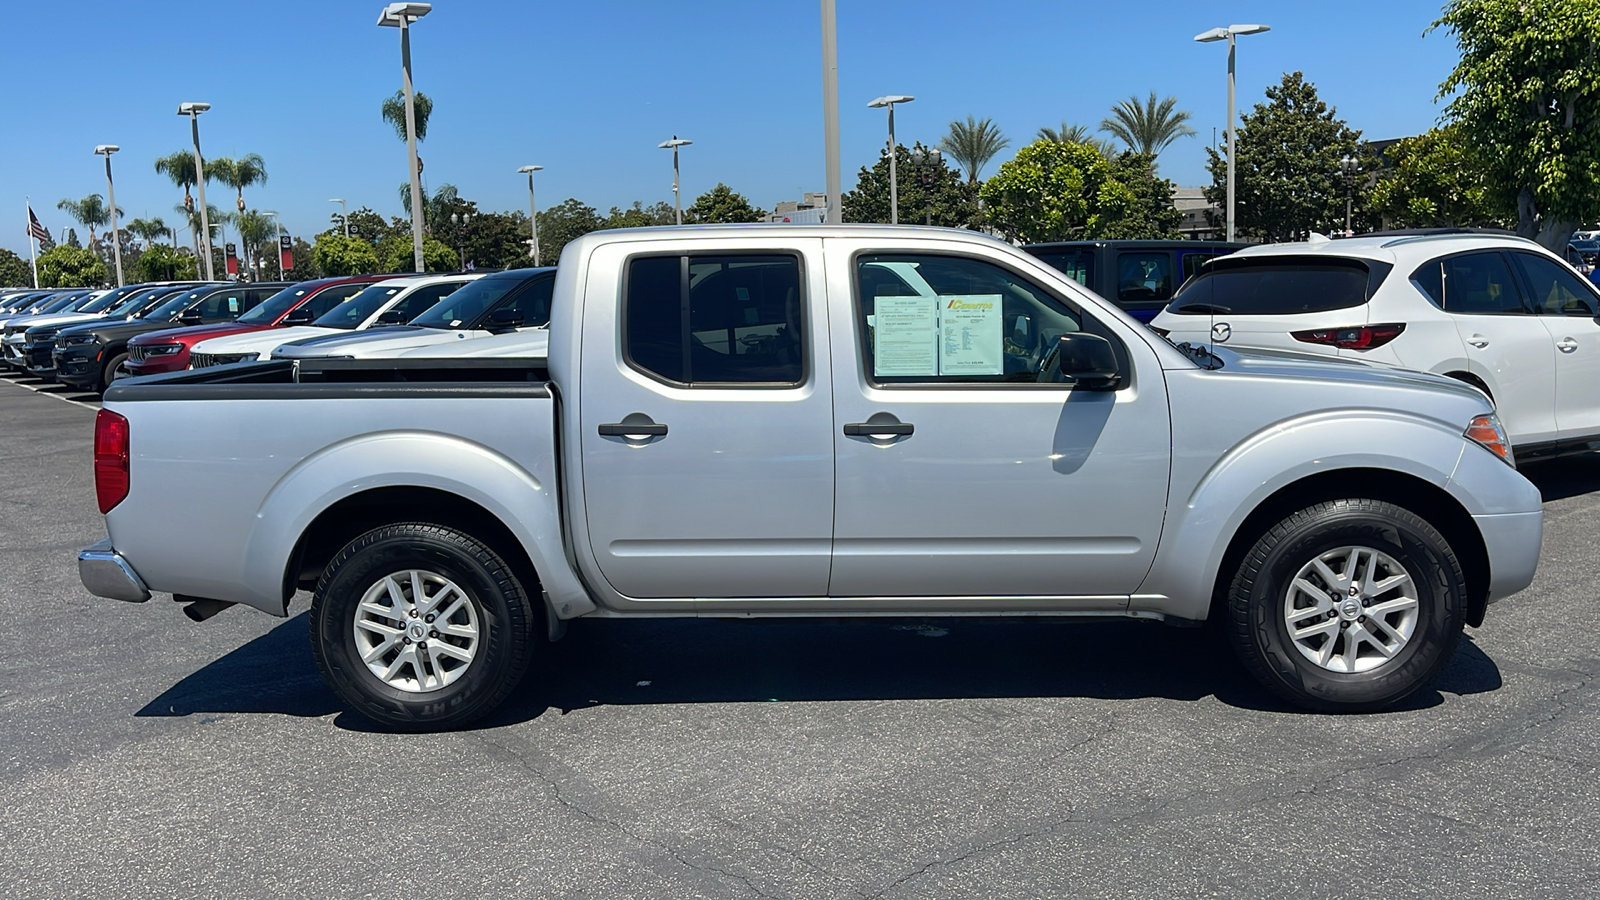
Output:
[
  {"xmin": 461, "ymin": 209, "xmax": 536, "ymax": 269},
  {"xmin": 979, "ymin": 140, "xmax": 1143, "ymax": 243},
  {"xmin": 396, "ymin": 182, "xmax": 459, "ymax": 233},
  {"xmin": 261, "ymin": 236, "xmax": 321, "ymax": 281},
  {"xmin": 939, "ymin": 115, "xmax": 1010, "ymax": 183},
  {"xmin": 684, "ymin": 183, "xmax": 765, "ymax": 223},
  {"xmin": 1037, "ymin": 122, "xmax": 1118, "ymax": 158},
  {"xmin": 57, "ymin": 194, "xmax": 118, "ymax": 246},
  {"xmin": 0, "ymin": 248, "xmax": 31, "ymax": 287},
  {"xmin": 1106, "ymin": 153, "xmax": 1184, "ymax": 238},
  {"xmin": 328, "ymin": 206, "xmax": 405, "ymax": 243},
  {"xmin": 381, "ymin": 89, "xmax": 433, "ymax": 142},
  {"xmin": 603, "ymin": 201, "xmax": 676, "ymax": 229},
  {"xmin": 311, "ymin": 234, "xmax": 381, "ymax": 276},
  {"xmin": 376, "ymin": 234, "xmax": 458, "ymax": 272},
  {"xmin": 1203, "ymin": 72, "xmax": 1363, "ymax": 241},
  {"xmin": 1434, "ymin": 0, "xmax": 1600, "ymax": 250},
  {"xmin": 133, "ymin": 243, "xmax": 197, "ymax": 281},
  {"xmin": 1100, "ymin": 92, "xmax": 1195, "ymax": 157},
  {"xmin": 36, "ymin": 245, "xmax": 106, "ymax": 287},
  {"xmin": 843, "ymin": 143, "xmax": 982, "ymax": 228},
  {"xmin": 154, "ymin": 151, "xmax": 207, "ymax": 258},
  {"xmin": 126, "ymin": 217, "xmax": 169, "ymax": 248},
  {"xmin": 536, "ymin": 198, "xmax": 603, "ymax": 264},
  {"xmin": 1368, "ymin": 125, "xmax": 1509, "ymax": 228},
  {"xmin": 208, "ymin": 153, "xmax": 268, "ymax": 213},
  {"xmin": 233, "ymin": 210, "xmax": 276, "ymax": 281}
]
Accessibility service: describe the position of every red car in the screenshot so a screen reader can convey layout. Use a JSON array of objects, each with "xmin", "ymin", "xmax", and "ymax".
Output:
[{"xmin": 124, "ymin": 275, "xmax": 402, "ymax": 376}]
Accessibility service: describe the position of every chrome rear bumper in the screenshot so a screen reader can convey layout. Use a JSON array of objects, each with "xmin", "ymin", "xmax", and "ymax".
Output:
[{"xmin": 78, "ymin": 538, "xmax": 151, "ymax": 603}]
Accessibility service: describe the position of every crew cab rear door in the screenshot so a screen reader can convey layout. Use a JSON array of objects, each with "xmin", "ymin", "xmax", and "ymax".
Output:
[
  {"xmin": 577, "ymin": 237, "xmax": 834, "ymax": 599},
  {"xmin": 824, "ymin": 237, "xmax": 1171, "ymax": 599}
]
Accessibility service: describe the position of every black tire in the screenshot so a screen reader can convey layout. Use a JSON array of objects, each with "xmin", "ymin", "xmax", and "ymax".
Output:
[
  {"xmin": 310, "ymin": 522, "xmax": 537, "ymax": 731},
  {"xmin": 100, "ymin": 352, "xmax": 129, "ymax": 392},
  {"xmin": 1226, "ymin": 499, "xmax": 1467, "ymax": 712}
]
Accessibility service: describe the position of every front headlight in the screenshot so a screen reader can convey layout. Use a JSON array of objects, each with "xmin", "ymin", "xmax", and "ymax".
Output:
[
  {"xmin": 143, "ymin": 344, "xmax": 183, "ymax": 357},
  {"xmin": 59, "ymin": 334, "xmax": 95, "ymax": 346},
  {"xmin": 1465, "ymin": 413, "xmax": 1514, "ymax": 467}
]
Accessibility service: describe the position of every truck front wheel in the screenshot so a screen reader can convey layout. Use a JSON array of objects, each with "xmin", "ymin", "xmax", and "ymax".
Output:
[
  {"xmin": 1225, "ymin": 499, "xmax": 1467, "ymax": 712},
  {"xmin": 310, "ymin": 522, "xmax": 536, "ymax": 731}
]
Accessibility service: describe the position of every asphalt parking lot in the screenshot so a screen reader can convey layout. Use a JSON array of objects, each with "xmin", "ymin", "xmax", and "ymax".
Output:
[{"xmin": 3, "ymin": 371, "xmax": 1597, "ymax": 899}]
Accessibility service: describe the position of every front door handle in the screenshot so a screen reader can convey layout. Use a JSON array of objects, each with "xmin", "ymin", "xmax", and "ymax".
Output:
[
  {"xmin": 1466, "ymin": 335, "xmax": 1490, "ymax": 349},
  {"xmin": 1557, "ymin": 338, "xmax": 1579, "ymax": 353},
  {"xmin": 843, "ymin": 422, "xmax": 913, "ymax": 436},
  {"xmin": 599, "ymin": 414, "xmax": 668, "ymax": 439}
]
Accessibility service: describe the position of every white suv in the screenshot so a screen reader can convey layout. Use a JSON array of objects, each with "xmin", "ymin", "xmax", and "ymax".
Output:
[{"xmin": 1151, "ymin": 231, "xmax": 1600, "ymax": 454}]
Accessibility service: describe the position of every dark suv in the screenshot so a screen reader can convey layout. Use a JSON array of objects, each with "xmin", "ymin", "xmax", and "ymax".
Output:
[{"xmin": 1022, "ymin": 240, "xmax": 1247, "ymax": 322}]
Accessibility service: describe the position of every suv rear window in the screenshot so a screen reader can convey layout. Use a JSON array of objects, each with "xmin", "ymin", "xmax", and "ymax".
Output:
[{"xmin": 1166, "ymin": 257, "xmax": 1378, "ymax": 316}]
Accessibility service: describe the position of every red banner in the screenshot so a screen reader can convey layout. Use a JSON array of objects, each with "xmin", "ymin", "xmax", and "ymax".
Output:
[
  {"xmin": 225, "ymin": 242, "xmax": 238, "ymax": 277},
  {"xmin": 280, "ymin": 235, "xmax": 293, "ymax": 273}
]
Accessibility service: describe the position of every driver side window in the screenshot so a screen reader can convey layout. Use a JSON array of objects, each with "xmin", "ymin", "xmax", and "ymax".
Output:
[{"xmin": 855, "ymin": 254, "xmax": 1083, "ymax": 384}]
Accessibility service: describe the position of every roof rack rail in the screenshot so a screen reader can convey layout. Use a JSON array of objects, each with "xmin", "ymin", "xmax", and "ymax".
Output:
[{"xmin": 1366, "ymin": 227, "xmax": 1519, "ymax": 238}]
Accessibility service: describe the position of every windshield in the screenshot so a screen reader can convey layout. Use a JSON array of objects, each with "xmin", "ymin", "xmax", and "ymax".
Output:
[
  {"xmin": 312, "ymin": 283, "xmax": 405, "ymax": 330},
  {"xmin": 408, "ymin": 275, "xmax": 529, "ymax": 329},
  {"xmin": 108, "ymin": 286, "xmax": 185, "ymax": 318},
  {"xmin": 36, "ymin": 293, "xmax": 86, "ymax": 314},
  {"xmin": 80, "ymin": 284, "xmax": 149, "ymax": 314},
  {"xmin": 237, "ymin": 283, "xmax": 318, "ymax": 325},
  {"xmin": 144, "ymin": 288, "xmax": 209, "ymax": 321}
]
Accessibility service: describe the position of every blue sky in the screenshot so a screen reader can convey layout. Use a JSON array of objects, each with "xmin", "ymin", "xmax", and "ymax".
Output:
[{"xmin": 0, "ymin": 1, "xmax": 1461, "ymax": 258}]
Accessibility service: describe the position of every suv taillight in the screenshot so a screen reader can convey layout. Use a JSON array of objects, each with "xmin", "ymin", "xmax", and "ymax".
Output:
[
  {"xmin": 1291, "ymin": 323, "xmax": 1406, "ymax": 350},
  {"xmin": 94, "ymin": 409, "xmax": 130, "ymax": 514}
]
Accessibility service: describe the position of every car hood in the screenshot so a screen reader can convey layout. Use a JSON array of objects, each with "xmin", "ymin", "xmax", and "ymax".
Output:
[
  {"xmin": 130, "ymin": 322, "xmax": 272, "ymax": 347},
  {"xmin": 1207, "ymin": 344, "xmax": 1491, "ymax": 405},
  {"xmin": 193, "ymin": 325, "xmax": 339, "ymax": 356},
  {"xmin": 11, "ymin": 312, "xmax": 106, "ymax": 333},
  {"xmin": 395, "ymin": 327, "xmax": 549, "ymax": 359},
  {"xmin": 60, "ymin": 319, "xmax": 182, "ymax": 342},
  {"xmin": 272, "ymin": 325, "xmax": 487, "ymax": 359}
]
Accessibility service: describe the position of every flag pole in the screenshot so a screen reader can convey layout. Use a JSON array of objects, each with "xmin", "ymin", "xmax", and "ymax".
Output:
[{"xmin": 25, "ymin": 197, "xmax": 39, "ymax": 288}]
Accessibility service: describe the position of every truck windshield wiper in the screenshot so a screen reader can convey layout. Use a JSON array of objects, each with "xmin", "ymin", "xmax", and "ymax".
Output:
[{"xmin": 1173, "ymin": 302, "xmax": 1232, "ymax": 314}]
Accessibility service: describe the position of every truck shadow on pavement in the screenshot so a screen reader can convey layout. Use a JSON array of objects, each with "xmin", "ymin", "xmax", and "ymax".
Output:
[
  {"xmin": 1519, "ymin": 457, "xmax": 1600, "ymax": 502},
  {"xmin": 137, "ymin": 611, "xmax": 1503, "ymax": 730}
]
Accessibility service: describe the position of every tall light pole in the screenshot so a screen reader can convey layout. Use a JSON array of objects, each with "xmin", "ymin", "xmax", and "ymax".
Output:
[
  {"xmin": 328, "ymin": 198, "xmax": 350, "ymax": 238},
  {"xmin": 868, "ymin": 95, "xmax": 914, "ymax": 224},
  {"xmin": 1195, "ymin": 24, "xmax": 1269, "ymax": 243},
  {"xmin": 658, "ymin": 137, "xmax": 692, "ymax": 225},
  {"xmin": 262, "ymin": 210, "xmax": 284, "ymax": 279},
  {"xmin": 94, "ymin": 145, "xmax": 124, "ymax": 287},
  {"xmin": 518, "ymin": 165, "xmax": 543, "ymax": 265},
  {"xmin": 178, "ymin": 101, "xmax": 214, "ymax": 280},
  {"xmin": 821, "ymin": 0, "xmax": 841, "ymax": 223},
  {"xmin": 378, "ymin": 2, "xmax": 432, "ymax": 273},
  {"xmin": 1341, "ymin": 155, "xmax": 1356, "ymax": 236}
]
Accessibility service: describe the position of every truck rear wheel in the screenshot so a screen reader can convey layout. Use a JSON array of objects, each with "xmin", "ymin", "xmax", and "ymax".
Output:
[
  {"xmin": 310, "ymin": 522, "xmax": 536, "ymax": 731},
  {"xmin": 1225, "ymin": 499, "xmax": 1466, "ymax": 712}
]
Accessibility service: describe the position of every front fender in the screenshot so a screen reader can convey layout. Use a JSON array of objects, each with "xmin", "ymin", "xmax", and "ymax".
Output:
[
  {"xmin": 1136, "ymin": 411, "xmax": 1472, "ymax": 621},
  {"xmin": 237, "ymin": 430, "xmax": 593, "ymax": 618}
]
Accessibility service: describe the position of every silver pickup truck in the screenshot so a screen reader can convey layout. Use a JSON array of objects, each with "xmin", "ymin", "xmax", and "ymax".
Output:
[{"xmin": 79, "ymin": 225, "xmax": 1543, "ymax": 730}]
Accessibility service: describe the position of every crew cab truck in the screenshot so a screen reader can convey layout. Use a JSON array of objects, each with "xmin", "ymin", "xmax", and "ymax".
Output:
[{"xmin": 79, "ymin": 225, "xmax": 1544, "ymax": 730}]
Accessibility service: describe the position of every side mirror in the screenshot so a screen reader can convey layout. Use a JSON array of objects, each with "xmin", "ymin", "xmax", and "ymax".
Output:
[
  {"xmin": 281, "ymin": 306, "xmax": 315, "ymax": 326},
  {"xmin": 485, "ymin": 307, "xmax": 524, "ymax": 333},
  {"xmin": 178, "ymin": 309, "xmax": 204, "ymax": 325},
  {"xmin": 376, "ymin": 308, "xmax": 408, "ymax": 325},
  {"xmin": 1043, "ymin": 332, "xmax": 1122, "ymax": 390}
]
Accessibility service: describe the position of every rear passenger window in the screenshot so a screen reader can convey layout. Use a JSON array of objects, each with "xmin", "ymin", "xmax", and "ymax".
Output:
[
  {"xmin": 499, "ymin": 276, "xmax": 555, "ymax": 327},
  {"xmin": 305, "ymin": 284, "xmax": 368, "ymax": 318},
  {"xmin": 1411, "ymin": 260, "xmax": 1445, "ymax": 308},
  {"xmin": 1441, "ymin": 253, "xmax": 1527, "ymax": 315},
  {"xmin": 624, "ymin": 254, "xmax": 804, "ymax": 386},
  {"xmin": 1511, "ymin": 251, "xmax": 1599, "ymax": 316},
  {"xmin": 1115, "ymin": 252, "xmax": 1173, "ymax": 304}
]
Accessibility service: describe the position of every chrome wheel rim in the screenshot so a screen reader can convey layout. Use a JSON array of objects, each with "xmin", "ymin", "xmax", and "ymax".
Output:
[
  {"xmin": 1283, "ymin": 545, "xmax": 1419, "ymax": 674},
  {"xmin": 352, "ymin": 569, "xmax": 480, "ymax": 693}
]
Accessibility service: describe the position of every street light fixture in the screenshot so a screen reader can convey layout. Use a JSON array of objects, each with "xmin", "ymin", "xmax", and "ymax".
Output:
[
  {"xmin": 328, "ymin": 198, "xmax": 349, "ymax": 238},
  {"xmin": 177, "ymin": 101, "xmax": 215, "ymax": 280},
  {"xmin": 909, "ymin": 146, "xmax": 942, "ymax": 226},
  {"xmin": 658, "ymin": 137, "xmax": 692, "ymax": 225},
  {"xmin": 94, "ymin": 145, "xmax": 124, "ymax": 287},
  {"xmin": 377, "ymin": 1, "xmax": 432, "ymax": 273},
  {"xmin": 868, "ymin": 95, "xmax": 914, "ymax": 224},
  {"xmin": 1194, "ymin": 23, "xmax": 1270, "ymax": 243},
  {"xmin": 518, "ymin": 165, "xmax": 543, "ymax": 265}
]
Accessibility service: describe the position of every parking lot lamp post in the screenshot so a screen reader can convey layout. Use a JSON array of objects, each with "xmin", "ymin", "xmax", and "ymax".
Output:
[
  {"xmin": 868, "ymin": 95, "xmax": 914, "ymax": 224},
  {"xmin": 262, "ymin": 210, "xmax": 284, "ymax": 279},
  {"xmin": 178, "ymin": 102, "xmax": 215, "ymax": 280},
  {"xmin": 658, "ymin": 137, "xmax": 692, "ymax": 225},
  {"xmin": 821, "ymin": 0, "xmax": 841, "ymax": 222},
  {"xmin": 94, "ymin": 145, "xmax": 124, "ymax": 287},
  {"xmin": 910, "ymin": 147, "xmax": 941, "ymax": 226},
  {"xmin": 328, "ymin": 198, "xmax": 349, "ymax": 238},
  {"xmin": 1194, "ymin": 24, "xmax": 1269, "ymax": 243},
  {"xmin": 377, "ymin": 2, "xmax": 432, "ymax": 273},
  {"xmin": 518, "ymin": 165, "xmax": 543, "ymax": 264},
  {"xmin": 449, "ymin": 212, "xmax": 471, "ymax": 269},
  {"xmin": 1341, "ymin": 155, "xmax": 1356, "ymax": 236}
]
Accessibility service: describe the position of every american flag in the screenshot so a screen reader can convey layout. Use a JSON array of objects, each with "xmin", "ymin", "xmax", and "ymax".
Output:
[{"xmin": 26, "ymin": 206, "xmax": 48, "ymax": 243}]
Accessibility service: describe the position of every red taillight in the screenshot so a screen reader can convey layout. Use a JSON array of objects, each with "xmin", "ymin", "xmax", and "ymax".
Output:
[
  {"xmin": 94, "ymin": 409, "xmax": 130, "ymax": 514},
  {"xmin": 1291, "ymin": 323, "xmax": 1406, "ymax": 350}
]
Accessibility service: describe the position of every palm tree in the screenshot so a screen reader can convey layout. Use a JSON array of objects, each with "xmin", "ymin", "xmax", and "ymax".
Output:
[
  {"xmin": 1100, "ymin": 92, "xmax": 1196, "ymax": 157},
  {"xmin": 154, "ymin": 151, "xmax": 200, "ymax": 213},
  {"xmin": 126, "ymin": 217, "xmax": 169, "ymax": 249},
  {"xmin": 174, "ymin": 202, "xmax": 226, "ymax": 267},
  {"xmin": 233, "ymin": 210, "xmax": 275, "ymax": 281},
  {"xmin": 209, "ymin": 153, "xmax": 268, "ymax": 212},
  {"xmin": 397, "ymin": 182, "xmax": 458, "ymax": 233},
  {"xmin": 57, "ymin": 194, "xmax": 116, "ymax": 246},
  {"xmin": 1036, "ymin": 122, "xmax": 1119, "ymax": 157},
  {"xmin": 381, "ymin": 90, "xmax": 433, "ymax": 143},
  {"xmin": 938, "ymin": 116, "xmax": 1009, "ymax": 183}
]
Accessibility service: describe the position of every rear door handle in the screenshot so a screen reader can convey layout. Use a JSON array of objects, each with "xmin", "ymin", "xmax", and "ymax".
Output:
[
  {"xmin": 1466, "ymin": 335, "xmax": 1489, "ymax": 348},
  {"xmin": 1557, "ymin": 338, "xmax": 1579, "ymax": 352},
  {"xmin": 843, "ymin": 422, "xmax": 913, "ymax": 437}
]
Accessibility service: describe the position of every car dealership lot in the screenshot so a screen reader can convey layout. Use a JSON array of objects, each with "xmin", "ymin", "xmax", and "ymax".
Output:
[{"xmin": 3, "ymin": 374, "xmax": 1597, "ymax": 898}]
